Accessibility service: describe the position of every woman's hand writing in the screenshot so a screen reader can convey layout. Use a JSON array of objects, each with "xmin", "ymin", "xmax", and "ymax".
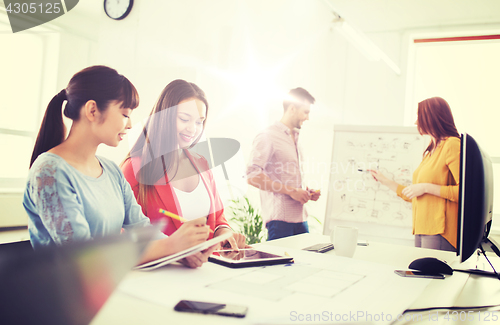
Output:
[{"xmin": 168, "ymin": 217, "xmax": 210, "ymax": 253}]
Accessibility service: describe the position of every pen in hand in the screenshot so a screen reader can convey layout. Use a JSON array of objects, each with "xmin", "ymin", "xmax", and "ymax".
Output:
[{"xmin": 158, "ymin": 208, "xmax": 213, "ymax": 233}]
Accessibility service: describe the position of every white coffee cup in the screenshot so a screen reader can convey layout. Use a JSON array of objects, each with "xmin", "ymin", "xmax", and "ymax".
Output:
[{"xmin": 331, "ymin": 226, "xmax": 358, "ymax": 258}]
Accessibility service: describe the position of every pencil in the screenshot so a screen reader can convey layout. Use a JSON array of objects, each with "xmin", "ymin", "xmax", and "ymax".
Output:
[
  {"xmin": 159, "ymin": 208, "xmax": 187, "ymax": 222},
  {"xmin": 158, "ymin": 208, "xmax": 213, "ymax": 233}
]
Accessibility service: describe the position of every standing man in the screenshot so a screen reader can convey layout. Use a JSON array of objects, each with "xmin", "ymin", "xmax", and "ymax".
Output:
[{"xmin": 247, "ymin": 87, "xmax": 321, "ymax": 240}]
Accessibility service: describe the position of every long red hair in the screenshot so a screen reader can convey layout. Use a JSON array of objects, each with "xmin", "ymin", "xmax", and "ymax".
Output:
[{"xmin": 417, "ymin": 97, "xmax": 459, "ymax": 156}]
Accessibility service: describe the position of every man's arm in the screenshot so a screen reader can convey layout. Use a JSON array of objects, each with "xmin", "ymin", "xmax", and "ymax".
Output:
[{"xmin": 247, "ymin": 172, "xmax": 310, "ymax": 205}]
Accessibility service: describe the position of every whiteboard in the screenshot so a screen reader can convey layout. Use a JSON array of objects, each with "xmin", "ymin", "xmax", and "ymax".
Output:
[{"xmin": 323, "ymin": 125, "xmax": 426, "ymax": 246}]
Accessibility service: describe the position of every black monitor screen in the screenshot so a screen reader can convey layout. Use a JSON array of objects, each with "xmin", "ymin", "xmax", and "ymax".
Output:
[{"xmin": 457, "ymin": 133, "xmax": 494, "ymax": 263}]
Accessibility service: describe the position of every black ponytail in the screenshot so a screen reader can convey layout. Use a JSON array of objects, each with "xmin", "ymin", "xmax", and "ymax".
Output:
[
  {"xmin": 29, "ymin": 65, "xmax": 139, "ymax": 168},
  {"xmin": 29, "ymin": 90, "xmax": 67, "ymax": 167}
]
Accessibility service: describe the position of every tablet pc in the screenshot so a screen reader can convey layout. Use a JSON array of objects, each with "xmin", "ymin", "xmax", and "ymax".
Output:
[{"xmin": 208, "ymin": 249, "xmax": 294, "ymax": 268}]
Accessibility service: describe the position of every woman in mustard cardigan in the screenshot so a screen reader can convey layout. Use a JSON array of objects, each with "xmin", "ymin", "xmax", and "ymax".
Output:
[{"xmin": 370, "ymin": 97, "xmax": 460, "ymax": 251}]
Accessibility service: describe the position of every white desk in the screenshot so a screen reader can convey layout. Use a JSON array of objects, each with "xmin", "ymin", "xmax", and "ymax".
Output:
[
  {"xmin": 263, "ymin": 233, "xmax": 457, "ymax": 267},
  {"xmin": 91, "ymin": 234, "xmax": 500, "ymax": 325}
]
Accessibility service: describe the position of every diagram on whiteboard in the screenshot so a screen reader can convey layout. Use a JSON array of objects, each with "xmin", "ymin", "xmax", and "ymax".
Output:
[{"xmin": 325, "ymin": 127, "xmax": 425, "ymax": 232}]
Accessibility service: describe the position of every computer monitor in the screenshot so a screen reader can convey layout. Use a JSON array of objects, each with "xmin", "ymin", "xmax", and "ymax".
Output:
[
  {"xmin": 0, "ymin": 226, "xmax": 156, "ymax": 325},
  {"xmin": 457, "ymin": 133, "xmax": 494, "ymax": 263}
]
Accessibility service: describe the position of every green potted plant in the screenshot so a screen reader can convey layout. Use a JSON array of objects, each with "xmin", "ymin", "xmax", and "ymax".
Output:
[{"xmin": 227, "ymin": 196, "xmax": 267, "ymax": 244}]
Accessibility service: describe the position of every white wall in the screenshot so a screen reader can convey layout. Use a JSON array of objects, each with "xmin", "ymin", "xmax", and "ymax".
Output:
[
  {"xmin": 0, "ymin": 0, "xmax": 432, "ymax": 233},
  {"xmin": 6, "ymin": 0, "xmax": 499, "ymax": 237},
  {"xmin": 87, "ymin": 0, "xmax": 347, "ymax": 232}
]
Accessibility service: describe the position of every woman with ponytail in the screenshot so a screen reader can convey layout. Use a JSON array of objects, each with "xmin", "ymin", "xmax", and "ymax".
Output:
[{"xmin": 24, "ymin": 66, "xmax": 216, "ymax": 268}]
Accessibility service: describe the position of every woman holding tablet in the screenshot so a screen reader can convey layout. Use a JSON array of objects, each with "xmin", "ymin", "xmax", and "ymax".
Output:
[
  {"xmin": 370, "ymin": 97, "xmax": 460, "ymax": 252},
  {"xmin": 121, "ymin": 79, "xmax": 246, "ymax": 258},
  {"xmin": 24, "ymin": 66, "xmax": 214, "ymax": 267}
]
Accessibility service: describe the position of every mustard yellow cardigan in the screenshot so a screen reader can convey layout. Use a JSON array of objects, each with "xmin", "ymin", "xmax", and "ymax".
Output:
[{"xmin": 396, "ymin": 137, "xmax": 460, "ymax": 248}]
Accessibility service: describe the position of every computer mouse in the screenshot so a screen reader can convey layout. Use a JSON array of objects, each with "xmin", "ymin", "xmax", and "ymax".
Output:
[{"xmin": 408, "ymin": 257, "xmax": 453, "ymax": 275}]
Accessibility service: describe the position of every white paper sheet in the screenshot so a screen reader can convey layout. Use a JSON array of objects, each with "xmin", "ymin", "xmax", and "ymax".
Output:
[{"xmin": 119, "ymin": 244, "xmax": 439, "ymax": 324}]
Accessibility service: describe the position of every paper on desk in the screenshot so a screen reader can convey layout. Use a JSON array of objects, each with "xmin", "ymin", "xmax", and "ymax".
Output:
[
  {"xmin": 134, "ymin": 231, "xmax": 232, "ymax": 271},
  {"xmin": 246, "ymin": 245, "xmax": 434, "ymax": 324},
  {"xmin": 119, "ymin": 244, "xmax": 434, "ymax": 324}
]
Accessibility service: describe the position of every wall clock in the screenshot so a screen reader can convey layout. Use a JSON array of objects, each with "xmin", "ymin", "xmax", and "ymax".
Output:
[{"xmin": 104, "ymin": 0, "xmax": 133, "ymax": 20}]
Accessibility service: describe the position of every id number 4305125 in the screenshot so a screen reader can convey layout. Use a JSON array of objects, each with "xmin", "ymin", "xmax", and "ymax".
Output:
[
  {"xmin": 443, "ymin": 310, "xmax": 498, "ymax": 322},
  {"xmin": 5, "ymin": 2, "xmax": 62, "ymax": 15}
]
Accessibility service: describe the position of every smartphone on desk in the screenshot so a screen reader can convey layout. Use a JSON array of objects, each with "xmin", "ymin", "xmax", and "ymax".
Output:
[
  {"xmin": 303, "ymin": 243, "xmax": 334, "ymax": 253},
  {"xmin": 394, "ymin": 270, "xmax": 445, "ymax": 279},
  {"xmin": 174, "ymin": 300, "xmax": 248, "ymax": 318}
]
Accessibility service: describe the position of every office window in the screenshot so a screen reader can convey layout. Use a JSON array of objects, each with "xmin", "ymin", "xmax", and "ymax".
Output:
[
  {"xmin": 407, "ymin": 34, "xmax": 500, "ymax": 227},
  {"xmin": 0, "ymin": 28, "xmax": 59, "ymax": 191}
]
